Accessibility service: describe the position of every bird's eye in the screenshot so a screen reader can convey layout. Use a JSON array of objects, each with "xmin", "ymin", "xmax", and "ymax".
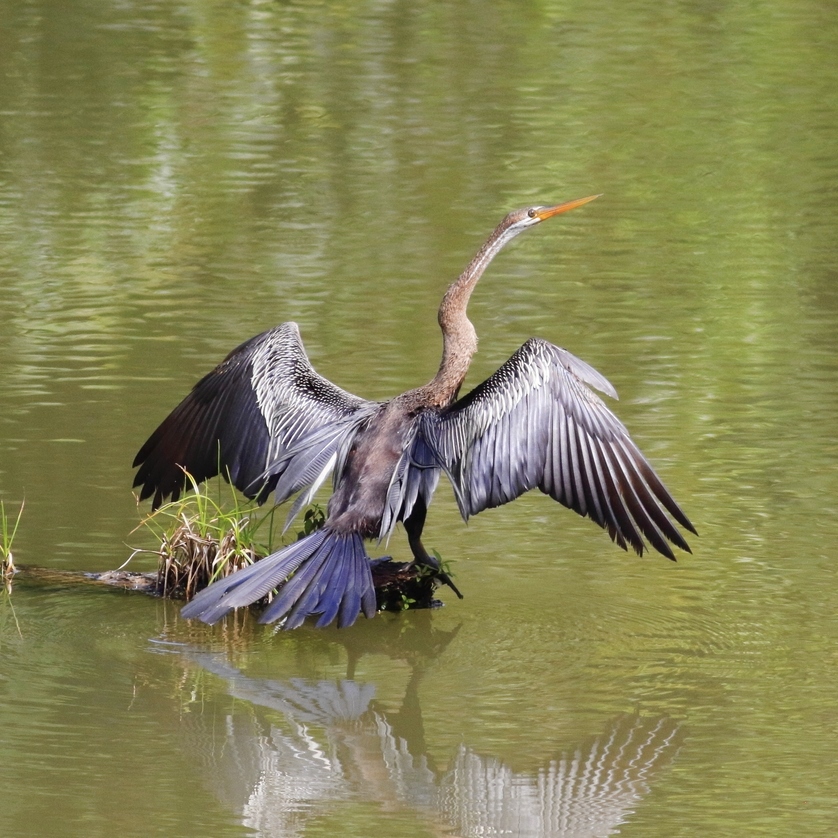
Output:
[{"xmin": 527, "ymin": 208, "xmax": 537, "ymax": 218}]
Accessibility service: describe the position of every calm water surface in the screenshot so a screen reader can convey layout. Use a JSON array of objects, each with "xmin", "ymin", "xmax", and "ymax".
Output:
[{"xmin": 1, "ymin": 1, "xmax": 837, "ymax": 835}]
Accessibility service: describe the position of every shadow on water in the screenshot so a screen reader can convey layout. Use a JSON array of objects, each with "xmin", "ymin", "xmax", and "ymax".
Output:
[{"xmin": 156, "ymin": 622, "xmax": 682, "ymax": 838}]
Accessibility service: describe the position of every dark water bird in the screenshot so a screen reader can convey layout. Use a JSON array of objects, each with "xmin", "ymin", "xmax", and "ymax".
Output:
[{"xmin": 133, "ymin": 195, "xmax": 695, "ymax": 629}]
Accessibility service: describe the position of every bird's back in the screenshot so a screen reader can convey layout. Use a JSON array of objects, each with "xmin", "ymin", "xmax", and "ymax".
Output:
[{"xmin": 326, "ymin": 401, "xmax": 421, "ymax": 537}]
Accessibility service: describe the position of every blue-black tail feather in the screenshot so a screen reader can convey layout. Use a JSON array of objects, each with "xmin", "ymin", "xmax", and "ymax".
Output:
[
  {"xmin": 180, "ymin": 528, "xmax": 376, "ymax": 629},
  {"xmin": 314, "ymin": 550, "xmax": 352, "ymax": 628}
]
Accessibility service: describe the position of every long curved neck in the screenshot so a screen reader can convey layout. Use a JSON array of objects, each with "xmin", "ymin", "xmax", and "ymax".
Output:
[{"xmin": 421, "ymin": 218, "xmax": 524, "ymax": 407}]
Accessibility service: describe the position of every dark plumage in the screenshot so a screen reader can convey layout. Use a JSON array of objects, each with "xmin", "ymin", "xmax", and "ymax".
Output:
[{"xmin": 133, "ymin": 196, "xmax": 696, "ymax": 629}]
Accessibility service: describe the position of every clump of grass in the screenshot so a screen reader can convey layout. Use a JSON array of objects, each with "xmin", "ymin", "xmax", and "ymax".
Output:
[
  {"xmin": 1, "ymin": 499, "xmax": 24, "ymax": 591},
  {"xmin": 133, "ymin": 472, "xmax": 276, "ymax": 600}
]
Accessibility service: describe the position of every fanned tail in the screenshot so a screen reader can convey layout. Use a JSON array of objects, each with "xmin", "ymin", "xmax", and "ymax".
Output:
[{"xmin": 180, "ymin": 528, "xmax": 377, "ymax": 629}]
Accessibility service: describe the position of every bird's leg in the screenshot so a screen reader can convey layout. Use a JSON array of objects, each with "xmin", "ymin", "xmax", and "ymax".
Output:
[{"xmin": 403, "ymin": 502, "xmax": 463, "ymax": 599}]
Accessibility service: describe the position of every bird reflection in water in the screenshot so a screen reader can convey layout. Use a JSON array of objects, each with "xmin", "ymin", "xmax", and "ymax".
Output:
[{"xmin": 170, "ymin": 642, "xmax": 681, "ymax": 837}]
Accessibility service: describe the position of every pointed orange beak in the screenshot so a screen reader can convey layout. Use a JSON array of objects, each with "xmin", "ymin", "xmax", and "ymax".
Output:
[{"xmin": 535, "ymin": 194, "xmax": 601, "ymax": 221}]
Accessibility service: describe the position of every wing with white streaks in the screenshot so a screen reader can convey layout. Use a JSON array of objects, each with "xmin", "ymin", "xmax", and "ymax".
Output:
[
  {"xmin": 421, "ymin": 338, "xmax": 695, "ymax": 558},
  {"xmin": 133, "ymin": 322, "xmax": 375, "ymax": 508}
]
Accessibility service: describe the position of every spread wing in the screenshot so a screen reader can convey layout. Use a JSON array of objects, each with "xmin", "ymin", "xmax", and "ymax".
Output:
[
  {"xmin": 421, "ymin": 338, "xmax": 695, "ymax": 558},
  {"xmin": 133, "ymin": 322, "xmax": 375, "ymax": 508}
]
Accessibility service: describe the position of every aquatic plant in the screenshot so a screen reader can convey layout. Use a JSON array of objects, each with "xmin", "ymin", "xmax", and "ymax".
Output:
[
  {"xmin": 1, "ymin": 499, "xmax": 24, "ymax": 590},
  {"xmin": 133, "ymin": 471, "xmax": 276, "ymax": 600},
  {"xmin": 296, "ymin": 503, "xmax": 326, "ymax": 540},
  {"xmin": 373, "ymin": 547, "xmax": 454, "ymax": 613}
]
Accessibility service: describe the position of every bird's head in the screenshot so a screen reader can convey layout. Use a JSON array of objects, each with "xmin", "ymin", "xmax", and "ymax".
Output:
[{"xmin": 502, "ymin": 194, "xmax": 601, "ymax": 235}]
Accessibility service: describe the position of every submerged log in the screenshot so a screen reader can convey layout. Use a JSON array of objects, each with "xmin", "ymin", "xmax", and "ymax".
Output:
[
  {"xmin": 13, "ymin": 558, "xmax": 442, "ymax": 615},
  {"xmin": 12, "ymin": 565, "xmax": 159, "ymax": 594}
]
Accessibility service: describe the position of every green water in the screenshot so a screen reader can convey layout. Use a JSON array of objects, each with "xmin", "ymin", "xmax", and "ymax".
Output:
[{"xmin": 1, "ymin": 1, "xmax": 837, "ymax": 835}]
